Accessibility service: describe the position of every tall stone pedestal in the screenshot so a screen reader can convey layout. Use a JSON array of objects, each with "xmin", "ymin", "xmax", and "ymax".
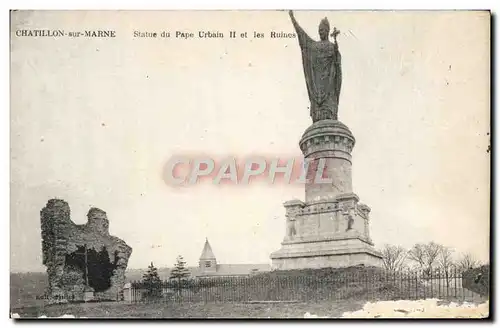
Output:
[{"xmin": 270, "ymin": 120, "xmax": 383, "ymax": 270}]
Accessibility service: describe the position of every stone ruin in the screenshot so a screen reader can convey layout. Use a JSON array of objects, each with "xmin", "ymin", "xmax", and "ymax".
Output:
[{"xmin": 40, "ymin": 199, "xmax": 132, "ymax": 302}]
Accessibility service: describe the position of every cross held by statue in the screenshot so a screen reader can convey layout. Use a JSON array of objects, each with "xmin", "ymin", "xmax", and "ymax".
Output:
[{"xmin": 331, "ymin": 27, "xmax": 340, "ymax": 39}]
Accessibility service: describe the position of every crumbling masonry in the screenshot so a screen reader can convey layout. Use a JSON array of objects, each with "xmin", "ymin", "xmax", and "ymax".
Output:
[{"xmin": 41, "ymin": 199, "xmax": 132, "ymax": 301}]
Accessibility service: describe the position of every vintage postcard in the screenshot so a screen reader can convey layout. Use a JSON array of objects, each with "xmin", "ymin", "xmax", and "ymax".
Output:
[{"xmin": 10, "ymin": 10, "xmax": 490, "ymax": 319}]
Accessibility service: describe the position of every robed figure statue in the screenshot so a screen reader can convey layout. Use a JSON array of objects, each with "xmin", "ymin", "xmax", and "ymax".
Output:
[{"xmin": 289, "ymin": 10, "xmax": 342, "ymax": 122}]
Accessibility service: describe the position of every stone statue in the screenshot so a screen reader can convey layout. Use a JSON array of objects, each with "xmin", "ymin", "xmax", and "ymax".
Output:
[
  {"xmin": 346, "ymin": 215, "xmax": 354, "ymax": 231},
  {"xmin": 286, "ymin": 215, "xmax": 297, "ymax": 239},
  {"xmin": 289, "ymin": 10, "xmax": 342, "ymax": 122}
]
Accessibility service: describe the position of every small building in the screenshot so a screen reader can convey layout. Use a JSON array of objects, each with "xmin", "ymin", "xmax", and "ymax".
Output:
[{"xmin": 195, "ymin": 238, "xmax": 271, "ymax": 279}]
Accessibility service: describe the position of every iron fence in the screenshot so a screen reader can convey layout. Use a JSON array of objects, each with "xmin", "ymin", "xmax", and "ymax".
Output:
[{"xmin": 126, "ymin": 268, "xmax": 485, "ymax": 304}]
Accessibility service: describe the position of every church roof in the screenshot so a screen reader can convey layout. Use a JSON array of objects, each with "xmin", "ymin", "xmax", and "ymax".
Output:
[
  {"xmin": 195, "ymin": 264, "xmax": 272, "ymax": 277},
  {"xmin": 199, "ymin": 238, "xmax": 216, "ymax": 260}
]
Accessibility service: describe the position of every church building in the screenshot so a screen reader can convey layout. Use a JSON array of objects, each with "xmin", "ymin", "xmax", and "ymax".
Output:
[{"xmin": 196, "ymin": 239, "xmax": 271, "ymax": 279}]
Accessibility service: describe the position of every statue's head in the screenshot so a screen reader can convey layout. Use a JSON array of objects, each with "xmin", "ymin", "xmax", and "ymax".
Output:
[{"xmin": 318, "ymin": 17, "xmax": 330, "ymax": 41}]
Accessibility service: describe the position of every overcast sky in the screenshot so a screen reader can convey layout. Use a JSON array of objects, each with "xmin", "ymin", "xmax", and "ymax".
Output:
[{"xmin": 10, "ymin": 11, "xmax": 490, "ymax": 272}]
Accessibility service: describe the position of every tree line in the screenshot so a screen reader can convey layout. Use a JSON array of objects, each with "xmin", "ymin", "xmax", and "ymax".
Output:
[{"xmin": 381, "ymin": 242, "xmax": 485, "ymax": 275}]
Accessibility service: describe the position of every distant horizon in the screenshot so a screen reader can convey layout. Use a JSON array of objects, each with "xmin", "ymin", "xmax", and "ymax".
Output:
[
  {"xmin": 11, "ymin": 261, "xmax": 275, "ymax": 274},
  {"xmin": 11, "ymin": 256, "xmax": 491, "ymax": 275}
]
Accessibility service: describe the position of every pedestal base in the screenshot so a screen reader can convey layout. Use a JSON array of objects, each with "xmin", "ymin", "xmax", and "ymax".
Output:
[
  {"xmin": 270, "ymin": 120, "xmax": 383, "ymax": 271},
  {"xmin": 270, "ymin": 237, "xmax": 383, "ymax": 270}
]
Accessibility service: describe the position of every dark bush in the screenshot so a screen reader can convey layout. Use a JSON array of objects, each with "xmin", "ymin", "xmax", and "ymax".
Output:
[{"xmin": 462, "ymin": 265, "xmax": 490, "ymax": 297}]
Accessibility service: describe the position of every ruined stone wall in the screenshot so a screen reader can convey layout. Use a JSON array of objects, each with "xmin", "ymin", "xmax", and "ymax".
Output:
[{"xmin": 40, "ymin": 199, "xmax": 132, "ymax": 301}]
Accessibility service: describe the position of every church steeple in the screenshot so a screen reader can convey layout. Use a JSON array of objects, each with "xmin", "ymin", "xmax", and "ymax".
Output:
[
  {"xmin": 199, "ymin": 238, "xmax": 216, "ymax": 260},
  {"xmin": 199, "ymin": 238, "xmax": 217, "ymax": 274}
]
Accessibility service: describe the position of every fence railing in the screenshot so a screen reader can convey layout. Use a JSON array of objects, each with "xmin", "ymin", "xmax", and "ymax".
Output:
[{"xmin": 125, "ymin": 268, "xmax": 486, "ymax": 304}]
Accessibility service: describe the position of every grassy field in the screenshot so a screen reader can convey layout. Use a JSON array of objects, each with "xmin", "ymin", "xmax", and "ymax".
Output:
[
  {"xmin": 11, "ymin": 300, "xmax": 369, "ymax": 318},
  {"xmin": 11, "ymin": 298, "xmax": 489, "ymax": 319},
  {"xmin": 11, "ymin": 266, "xmax": 486, "ymax": 318},
  {"xmin": 10, "ymin": 272, "xmax": 49, "ymax": 309}
]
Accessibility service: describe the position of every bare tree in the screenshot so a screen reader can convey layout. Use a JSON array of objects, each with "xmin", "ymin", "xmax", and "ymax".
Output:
[
  {"xmin": 437, "ymin": 246, "xmax": 455, "ymax": 293},
  {"xmin": 425, "ymin": 242, "xmax": 442, "ymax": 272},
  {"xmin": 456, "ymin": 253, "xmax": 481, "ymax": 273},
  {"xmin": 407, "ymin": 243, "xmax": 426, "ymax": 269},
  {"xmin": 408, "ymin": 242, "xmax": 442, "ymax": 277},
  {"xmin": 381, "ymin": 244, "xmax": 408, "ymax": 272}
]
